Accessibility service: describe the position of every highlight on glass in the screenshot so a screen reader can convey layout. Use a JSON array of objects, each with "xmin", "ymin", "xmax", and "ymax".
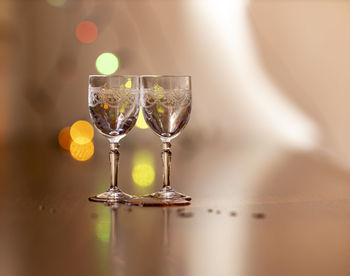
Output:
[{"xmin": 88, "ymin": 75, "xmax": 140, "ymax": 203}]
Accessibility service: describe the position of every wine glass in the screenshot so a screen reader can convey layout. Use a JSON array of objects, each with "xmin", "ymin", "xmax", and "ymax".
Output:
[
  {"xmin": 140, "ymin": 75, "xmax": 192, "ymax": 202},
  {"xmin": 88, "ymin": 75, "xmax": 140, "ymax": 203}
]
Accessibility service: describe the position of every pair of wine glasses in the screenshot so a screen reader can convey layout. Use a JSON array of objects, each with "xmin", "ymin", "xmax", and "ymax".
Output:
[{"xmin": 88, "ymin": 75, "xmax": 192, "ymax": 206}]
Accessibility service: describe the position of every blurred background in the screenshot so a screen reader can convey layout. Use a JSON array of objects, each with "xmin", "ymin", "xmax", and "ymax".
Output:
[
  {"xmin": 0, "ymin": 0, "xmax": 350, "ymax": 201},
  {"xmin": 2, "ymin": 1, "xmax": 350, "ymax": 276},
  {"xmin": 0, "ymin": 0, "xmax": 349, "ymax": 190},
  {"xmin": 2, "ymin": 0, "xmax": 350, "ymax": 154}
]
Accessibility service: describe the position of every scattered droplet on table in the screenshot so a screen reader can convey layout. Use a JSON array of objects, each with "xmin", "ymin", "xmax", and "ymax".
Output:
[
  {"xmin": 207, "ymin": 208, "xmax": 213, "ymax": 213},
  {"xmin": 252, "ymin": 213, "xmax": 265, "ymax": 219},
  {"xmin": 230, "ymin": 211, "xmax": 237, "ymax": 217},
  {"xmin": 177, "ymin": 208, "xmax": 185, "ymax": 213},
  {"xmin": 49, "ymin": 208, "xmax": 56, "ymax": 214},
  {"xmin": 178, "ymin": 212, "xmax": 193, "ymax": 218},
  {"xmin": 216, "ymin": 210, "xmax": 221, "ymax": 214},
  {"xmin": 38, "ymin": 205, "xmax": 45, "ymax": 211}
]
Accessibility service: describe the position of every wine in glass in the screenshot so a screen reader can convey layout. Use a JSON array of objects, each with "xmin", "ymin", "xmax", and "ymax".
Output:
[{"xmin": 88, "ymin": 75, "xmax": 140, "ymax": 203}]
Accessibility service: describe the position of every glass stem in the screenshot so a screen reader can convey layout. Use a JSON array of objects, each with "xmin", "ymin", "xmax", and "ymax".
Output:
[
  {"xmin": 162, "ymin": 142, "xmax": 172, "ymax": 189},
  {"xmin": 109, "ymin": 142, "xmax": 120, "ymax": 190}
]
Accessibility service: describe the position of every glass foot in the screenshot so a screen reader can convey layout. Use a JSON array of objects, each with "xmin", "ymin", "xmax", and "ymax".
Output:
[
  {"xmin": 149, "ymin": 186, "xmax": 192, "ymax": 201},
  {"xmin": 89, "ymin": 187, "xmax": 133, "ymax": 203},
  {"xmin": 124, "ymin": 186, "xmax": 192, "ymax": 206},
  {"xmin": 124, "ymin": 196, "xmax": 191, "ymax": 207}
]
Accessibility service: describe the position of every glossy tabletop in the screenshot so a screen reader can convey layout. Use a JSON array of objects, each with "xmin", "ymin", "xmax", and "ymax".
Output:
[{"xmin": 1, "ymin": 134, "xmax": 350, "ymax": 276}]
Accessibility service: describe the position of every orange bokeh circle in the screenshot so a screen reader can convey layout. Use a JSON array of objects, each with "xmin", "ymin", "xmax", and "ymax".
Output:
[
  {"xmin": 76, "ymin": 21, "xmax": 98, "ymax": 44},
  {"xmin": 58, "ymin": 126, "xmax": 71, "ymax": 150}
]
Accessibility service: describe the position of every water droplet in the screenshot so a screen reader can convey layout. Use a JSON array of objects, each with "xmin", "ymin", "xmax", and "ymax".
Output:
[
  {"xmin": 38, "ymin": 205, "xmax": 45, "ymax": 211},
  {"xmin": 177, "ymin": 208, "xmax": 185, "ymax": 213},
  {"xmin": 207, "ymin": 208, "xmax": 213, "ymax": 213},
  {"xmin": 178, "ymin": 212, "xmax": 193, "ymax": 218},
  {"xmin": 125, "ymin": 207, "xmax": 132, "ymax": 212},
  {"xmin": 49, "ymin": 208, "xmax": 56, "ymax": 214},
  {"xmin": 252, "ymin": 213, "xmax": 265, "ymax": 219},
  {"xmin": 230, "ymin": 211, "xmax": 237, "ymax": 217},
  {"xmin": 216, "ymin": 210, "xmax": 221, "ymax": 214}
]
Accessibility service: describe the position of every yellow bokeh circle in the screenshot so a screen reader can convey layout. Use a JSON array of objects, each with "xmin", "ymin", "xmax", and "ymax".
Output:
[
  {"xmin": 70, "ymin": 120, "xmax": 94, "ymax": 145},
  {"xmin": 70, "ymin": 141, "xmax": 94, "ymax": 161},
  {"xmin": 132, "ymin": 163, "xmax": 155, "ymax": 187}
]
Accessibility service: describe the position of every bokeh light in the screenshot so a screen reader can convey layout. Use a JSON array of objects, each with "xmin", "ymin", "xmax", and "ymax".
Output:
[
  {"xmin": 70, "ymin": 120, "xmax": 94, "ymax": 145},
  {"xmin": 132, "ymin": 150, "xmax": 155, "ymax": 187},
  {"xmin": 70, "ymin": 141, "xmax": 94, "ymax": 161},
  {"xmin": 58, "ymin": 126, "xmax": 71, "ymax": 150},
  {"xmin": 95, "ymin": 206, "xmax": 110, "ymax": 243},
  {"xmin": 96, "ymin": 220, "xmax": 110, "ymax": 243},
  {"xmin": 154, "ymin": 83, "xmax": 164, "ymax": 91},
  {"xmin": 76, "ymin": 21, "xmax": 98, "ymax": 44},
  {"xmin": 47, "ymin": 0, "xmax": 66, "ymax": 7},
  {"xmin": 95, "ymin": 53, "xmax": 119, "ymax": 75},
  {"xmin": 125, "ymin": 78, "xmax": 132, "ymax": 89},
  {"xmin": 59, "ymin": 121, "xmax": 95, "ymax": 162},
  {"xmin": 135, "ymin": 109, "xmax": 149, "ymax": 129}
]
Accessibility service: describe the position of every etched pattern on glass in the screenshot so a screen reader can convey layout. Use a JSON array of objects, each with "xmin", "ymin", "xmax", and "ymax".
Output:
[
  {"xmin": 142, "ymin": 88, "xmax": 191, "ymax": 109},
  {"xmin": 89, "ymin": 87, "xmax": 139, "ymax": 138},
  {"xmin": 89, "ymin": 87, "xmax": 138, "ymax": 108},
  {"xmin": 142, "ymin": 88, "xmax": 191, "ymax": 138}
]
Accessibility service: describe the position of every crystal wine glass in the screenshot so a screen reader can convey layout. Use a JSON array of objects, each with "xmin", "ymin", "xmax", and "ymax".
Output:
[
  {"xmin": 88, "ymin": 75, "xmax": 140, "ymax": 203},
  {"xmin": 141, "ymin": 75, "xmax": 192, "ymax": 202}
]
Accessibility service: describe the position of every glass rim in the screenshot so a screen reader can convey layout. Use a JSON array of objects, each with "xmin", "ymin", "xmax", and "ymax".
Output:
[
  {"xmin": 89, "ymin": 74, "xmax": 191, "ymax": 78},
  {"xmin": 141, "ymin": 75, "xmax": 191, "ymax": 78},
  {"xmin": 89, "ymin": 74, "xmax": 140, "ymax": 78}
]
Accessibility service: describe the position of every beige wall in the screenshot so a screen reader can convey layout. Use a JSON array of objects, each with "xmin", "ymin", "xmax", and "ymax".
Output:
[{"xmin": 250, "ymin": 0, "xmax": 350, "ymax": 165}]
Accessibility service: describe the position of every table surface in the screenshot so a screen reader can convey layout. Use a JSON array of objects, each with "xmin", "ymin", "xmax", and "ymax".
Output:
[{"xmin": 1, "ymin": 133, "xmax": 350, "ymax": 276}]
